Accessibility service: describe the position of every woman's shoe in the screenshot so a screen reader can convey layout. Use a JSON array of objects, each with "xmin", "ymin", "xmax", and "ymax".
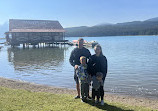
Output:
[{"xmin": 101, "ymin": 100, "xmax": 104, "ymax": 105}]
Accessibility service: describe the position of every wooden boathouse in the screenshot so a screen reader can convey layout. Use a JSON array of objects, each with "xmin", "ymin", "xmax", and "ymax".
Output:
[{"xmin": 5, "ymin": 19, "xmax": 66, "ymax": 47}]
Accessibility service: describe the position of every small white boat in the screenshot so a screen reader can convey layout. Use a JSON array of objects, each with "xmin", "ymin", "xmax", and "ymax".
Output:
[{"xmin": 68, "ymin": 40, "xmax": 98, "ymax": 47}]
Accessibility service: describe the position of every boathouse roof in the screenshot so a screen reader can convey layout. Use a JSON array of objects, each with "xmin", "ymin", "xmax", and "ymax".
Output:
[{"xmin": 9, "ymin": 19, "xmax": 65, "ymax": 32}]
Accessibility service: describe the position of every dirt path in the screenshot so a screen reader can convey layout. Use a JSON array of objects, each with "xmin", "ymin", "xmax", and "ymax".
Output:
[{"xmin": 0, "ymin": 77, "xmax": 157, "ymax": 110}]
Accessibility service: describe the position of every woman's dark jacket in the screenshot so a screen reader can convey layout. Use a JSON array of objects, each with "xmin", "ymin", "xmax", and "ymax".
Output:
[{"xmin": 87, "ymin": 54, "xmax": 108, "ymax": 78}]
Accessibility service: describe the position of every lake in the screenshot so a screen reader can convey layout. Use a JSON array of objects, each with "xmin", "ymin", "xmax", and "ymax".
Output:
[{"xmin": 0, "ymin": 36, "xmax": 158, "ymax": 99}]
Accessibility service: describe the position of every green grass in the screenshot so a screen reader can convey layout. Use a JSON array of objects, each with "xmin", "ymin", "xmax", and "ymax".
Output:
[{"xmin": 0, "ymin": 87, "xmax": 156, "ymax": 111}]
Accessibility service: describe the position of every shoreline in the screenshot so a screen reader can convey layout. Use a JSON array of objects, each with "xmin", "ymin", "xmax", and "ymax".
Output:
[
  {"xmin": 65, "ymin": 35, "xmax": 158, "ymax": 38},
  {"xmin": 0, "ymin": 77, "xmax": 157, "ymax": 109}
]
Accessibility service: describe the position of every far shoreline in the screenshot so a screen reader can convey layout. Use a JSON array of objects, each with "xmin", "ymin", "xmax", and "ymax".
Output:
[
  {"xmin": 0, "ymin": 38, "xmax": 5, "ymax": 39},
  {"xmin": 65, "ymin": 35, "xmax": 158, "ymax": 38},
  {"xmin": 1, "ymin": 34, "xmax": 158, "ymax": 40},
  {"xmin": 0, "ymin": 76, "xmax": 158, "ymax": 109}
]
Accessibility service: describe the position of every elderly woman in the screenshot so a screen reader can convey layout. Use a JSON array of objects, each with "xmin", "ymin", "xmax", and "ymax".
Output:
[{"xmin": 87, "ymin": 44, "xmax": 108, "ymax": 105}]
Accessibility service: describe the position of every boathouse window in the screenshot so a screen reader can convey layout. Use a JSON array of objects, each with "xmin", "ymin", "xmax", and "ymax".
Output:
[{"xmin": 9, "ymin": 33, "xmax": 12, "ymax": 39}]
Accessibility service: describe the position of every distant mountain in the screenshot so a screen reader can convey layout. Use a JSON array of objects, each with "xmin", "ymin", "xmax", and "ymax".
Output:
[
  {"xmin": 0, "ymin": 22, "xmax": 9, "ymax": 38},
  {"xmin": 65, "ymin": 17, "xmax": 158, "ymax": 37},
  {"xmin": 116, "ymin": 21, "xmax": 142, "ymax": 26},
  {"xmin": 145, "ymin": 17, "xmax": 158, "ymax": 22},
  {"xmin": 94, "ymin": 23, "xmax": 113, "ymax": 26},
  {"xmin": 65, "ymin": 26, "xmax": 89, "ymax": 37}
]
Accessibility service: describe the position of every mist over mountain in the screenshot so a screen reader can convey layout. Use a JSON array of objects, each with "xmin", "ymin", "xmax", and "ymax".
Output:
[
  {"xmin": 0, "ymin": 22, "xmax": 9, "ymax": 38},
  {"xmin": 94, "ymin": 23, "xmax": 113, "ymax": 26},
  {"xmin": 145, "ymin": 17, "xmax": 158, "ymax": 22},
  {"xmin": 65, "ymin": 17, "xmax": 158, "ymax": 37}
]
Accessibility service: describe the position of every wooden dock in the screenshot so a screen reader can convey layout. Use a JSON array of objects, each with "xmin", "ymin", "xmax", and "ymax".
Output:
[{"xmin": 19, "ymin": 40, "xmax": 69, "ymax": 48}]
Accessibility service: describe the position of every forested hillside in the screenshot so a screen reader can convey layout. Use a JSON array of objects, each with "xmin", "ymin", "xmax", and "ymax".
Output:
[{"xmin": 65, "ymin": 18, "xmax": 158, "ymax": 37}]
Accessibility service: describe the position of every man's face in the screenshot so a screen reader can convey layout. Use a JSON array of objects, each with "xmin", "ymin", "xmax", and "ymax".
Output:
[{"xmin": 78, "ymin": 40, "xmax": 84, "ymax": 48}]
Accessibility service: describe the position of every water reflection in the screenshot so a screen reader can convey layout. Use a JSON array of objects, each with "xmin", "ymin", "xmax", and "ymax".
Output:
[{"xmin": 7, "ymin": 47, "xmax": 65, "ymax": 72}]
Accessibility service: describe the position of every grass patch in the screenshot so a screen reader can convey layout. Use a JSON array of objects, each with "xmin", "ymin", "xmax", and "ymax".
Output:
[{"xmin": 0, "ymin": 87, "xmax": 156, "ymax": 111}]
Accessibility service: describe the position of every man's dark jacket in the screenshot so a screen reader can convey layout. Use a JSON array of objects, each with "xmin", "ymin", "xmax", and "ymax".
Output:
[{"xmin": 69, "ymin": 47, "xmax": 91, "ymax": 67}]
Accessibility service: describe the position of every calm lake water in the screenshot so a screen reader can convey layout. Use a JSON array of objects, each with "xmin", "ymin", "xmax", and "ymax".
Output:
[{"xmin": 0, "ymin": 36, "xmax": 158, "ymax": 99}]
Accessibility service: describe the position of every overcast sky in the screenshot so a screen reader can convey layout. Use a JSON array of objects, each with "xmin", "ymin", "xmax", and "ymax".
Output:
[{"xmin": 0, "ymin": 0, "xmax": 158, "ymax": 27}]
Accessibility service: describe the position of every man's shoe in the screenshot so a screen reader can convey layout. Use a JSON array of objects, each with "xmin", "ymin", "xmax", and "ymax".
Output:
[{"xmin": 74, "ymin": 96, "xmax": 80, "ymax": 99}]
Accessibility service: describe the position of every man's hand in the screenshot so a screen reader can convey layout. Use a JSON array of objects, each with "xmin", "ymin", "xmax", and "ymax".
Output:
[{"xmin": 75, "ymin": 65, "xmax": 79, "ymax": 69}]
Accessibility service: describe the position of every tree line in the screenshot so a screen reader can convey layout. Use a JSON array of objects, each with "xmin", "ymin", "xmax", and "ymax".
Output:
[{"xmin": 65, "ymin": 21, "xmax": 158, "ymax": 37}]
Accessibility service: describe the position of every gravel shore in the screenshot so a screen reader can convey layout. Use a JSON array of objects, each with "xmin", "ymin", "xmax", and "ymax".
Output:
[{"xmin": 0, "ymin": 77, "xmax": 157, "ymax": 110}]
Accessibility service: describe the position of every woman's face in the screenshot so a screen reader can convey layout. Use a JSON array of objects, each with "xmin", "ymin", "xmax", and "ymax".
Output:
[{"xmin": 94, "ymin": 47, "xmax": 101, "ymax": 55}]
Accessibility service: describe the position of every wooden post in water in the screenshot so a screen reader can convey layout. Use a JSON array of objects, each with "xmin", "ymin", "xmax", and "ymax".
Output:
[
  {"xmin": 23, "ymin": 43, "xmax": 25, "ymax": 49},
  {"xmin": 43, "ymin": 43, "xmax": 44, "ymax": 48},
  {"xmin": 27, "ymin": 43, "xmax": 29, "ymax": 49},
  {"xmin": 38, "ymin": 43, "xmax": 39, "ymax": 48}
]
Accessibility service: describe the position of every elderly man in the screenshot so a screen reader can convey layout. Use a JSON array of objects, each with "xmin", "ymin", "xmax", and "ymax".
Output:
[{"xmin": 69, "ymin": 38, "xmax": 91, "ymax": 99}]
